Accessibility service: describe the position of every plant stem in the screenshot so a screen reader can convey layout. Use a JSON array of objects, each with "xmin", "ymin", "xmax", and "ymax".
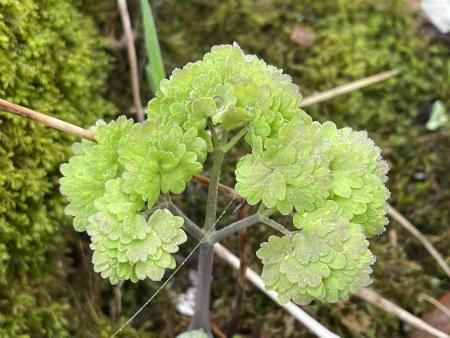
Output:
[
  {"xmin": 208, "ymin": 119, "xmax": 220, "ymax": 149},
  {"xmin": 203, "ymin": 137, "xmax": 227, "ymax": 231},
  {"xmin": 223, "ymin": 127, "xmax": 247, "ymax": 153},
  {"xmin": 211, "ymin": 214, "xmax": 260, "ymax": 243},
  {"xmin": 259, "ymin": 216, "xmax": 291, "ymax": 237},
  {"xmin": 190, "ymin": 130, "xmax": 227, "ymax": 335},
  {"xmin": 189, "ymin": 243, "xmax": 215, "ymax": 336},
  {"xmin": 142, "ymin": 201, "xmax": 169, "ymax": 219},
  {"xmin": 168, "ymin": 202, "xmax": 204, "ymax": 241}
]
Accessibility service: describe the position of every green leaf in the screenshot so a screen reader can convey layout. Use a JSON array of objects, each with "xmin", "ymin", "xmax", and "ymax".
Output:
[
  {"xmin": 235, "ymin": 146, "xmax": 287, "ymax": 207},
  {"xmin": 118, "ymin": 118, "xmax": 205, "ymax": 204},
  {"xmin": 236, "ymin": 117, "xmax": 332, "ymax": 213},
  {"xmin": 59, "ymin": 117, "xmax": 134, "ymax": 231},
  {"xmin": 87, "ymin": 209, "xmax": 186, "ymax": 284},
  {"xmin": 140, "ymin": 0, "xmax": 165, "ymax": 95},
  {"xmin": 258, "ymin": 202, "xmax": 374, "ymax": 305},
  {"xmin": 426, "ymin": 100, "xmax": 448, "ymax": 131},
  {"xmin": 146, "ymin": 43, "xmax": 302, "ymax": 133}
]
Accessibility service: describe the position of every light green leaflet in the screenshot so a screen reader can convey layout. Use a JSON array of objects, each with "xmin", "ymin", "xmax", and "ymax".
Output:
[{"xmin": 258, "ymin": 202, "xmax": 374, "ymax": 304}]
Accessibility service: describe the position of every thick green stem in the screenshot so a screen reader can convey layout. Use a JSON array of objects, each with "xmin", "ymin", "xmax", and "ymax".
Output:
[
  {"xmin": 189, "ymin": 243, "xmax": 215, "ymax": 336},
  {"xmin": 190, "ymin": 130, "xmax": 227, "ymax": 335},
  {"xmin": 203, "ymin": 135, "xmax": 227, "ymax": 231}
]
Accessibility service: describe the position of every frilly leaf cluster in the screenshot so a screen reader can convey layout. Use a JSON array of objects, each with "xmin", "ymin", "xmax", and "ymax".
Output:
[
  {"xmin": 242, "ymin": 111, "xmax": 390, "ymax": 304},
  {"xmin": 236, "ymin": 113, "xmax": 390, "ymax": 237},
  {"xmin": 60, "ymin": 117, "xmax": 191, "ymax": 284},
  {"xmin": 257, "ymin": 201, "xmax": 374, "ymax": 304},
  {"xmin": 147, "ymin": 43, "xmax": 302, "ymax": 135}
]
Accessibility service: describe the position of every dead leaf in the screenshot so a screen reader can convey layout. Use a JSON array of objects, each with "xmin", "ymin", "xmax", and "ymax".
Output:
[{"xmin": 290, "ymin": 25, "xmax": 316, "ymax": 47}]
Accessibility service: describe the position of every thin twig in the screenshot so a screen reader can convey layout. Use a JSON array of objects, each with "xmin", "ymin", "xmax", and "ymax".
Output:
[
  {"xmin": 213, "ymin": 243, "xmax": 340, "ymax": 338},
  {"xmin": 300, "ymin": 70, "xmax": 399, "ymax": 107},
  {"xmin": 108, "ymin": 31, "xmax": 139, "ymax": 49},
  {"xmin": 193, "ymin": 175, "xmax": 244, "ymax": 203},
  {"xmin": 211, "ymin": 322, "xmax": 227, "ymax": 338},
  {"xmin": 419, "ymin": 293, "xmax": 450, "ymax": 318},
  {"xmin": 387, "ymin": 204, "xmax": 450, "ymax": 278},
  {"xmin": 0, "ymin": 98, "xmax": 96, "ymax": 142},
  {"xmin": 355, "ymin": 288, "xmax": 450, "ymax": 338},
  {"xmin": 117, "ymin": 0, "xmax": 144, "ymax": 122}
]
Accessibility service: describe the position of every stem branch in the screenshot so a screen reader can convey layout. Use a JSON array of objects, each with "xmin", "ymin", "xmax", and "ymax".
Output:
[
  {"xmin": 212, "ymin": 214, "xmax": 260, "ymax": 243},
  {"xmin": 203, "ymin": 138, "xmax": 227, "ymax": 231},
  {"xmin": 189, "ymin": 244, "xmax": 215, "ymax": 335},
  {"xmin": 168, "ymin": 202, "xmax": 204, "ymax": 241},
  {"xmin": 223, "ymin": 127, "xmax": 247, "ymax": 153},
  {"xmin": 259, "ymin": 216, "xmax": 291, "ymax": 237}
]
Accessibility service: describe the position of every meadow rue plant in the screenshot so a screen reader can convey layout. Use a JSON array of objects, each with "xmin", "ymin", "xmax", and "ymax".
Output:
[{"xmin": 60, "ymin": 43, "xmax": 389, "ymax": 335}]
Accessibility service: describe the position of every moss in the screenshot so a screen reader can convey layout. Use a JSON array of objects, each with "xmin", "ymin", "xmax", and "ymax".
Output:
[{"xmin": 0, "ymin": 0, "xmax": 115, "ymax": 336}]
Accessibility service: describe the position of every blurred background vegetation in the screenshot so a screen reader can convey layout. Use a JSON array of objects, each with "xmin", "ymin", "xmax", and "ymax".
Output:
[{"xmin": 0, "ymin": 0, "xmax": 449, "ymax": 337}]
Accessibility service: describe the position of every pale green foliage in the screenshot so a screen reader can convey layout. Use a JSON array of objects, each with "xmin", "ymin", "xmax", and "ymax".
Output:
[
  {"xmin": 325, "ymin": 123, "xmax": 390, "ymax": 237},
  {"xmin": 257, "ymin": 201, "xmax": 374, "ymax": 304},
  {"xmin": 236, "ymin": 115, "xmax": 332, "ymax": 213},
  {"xmin": 176, "ymin": 330, "xmax": 209, "ymax": 338},
  {"xmin": 235, "ymin": 114, "xmax": 389, "ymax": 238},
  {"xmin": 60, "ymin": 119, "xmax": 189, "ymax": 284},
  {"xmin": 147, "ymin": 43, "xmax": 301, "ymax": 134},
  {"xmin": 89, "ymin": 208, "xmax": 186, "ymax": 284},
  {"xmin": 60, "ymin": 44, "xmax": 389, "ymax": 304},
  {"xmin": 60, "ymin": 117, "xmax": 134, "ymax": 231},
  {"xmin": 118, "ymin": 118, "xmax": 206, "ymax": 206}
]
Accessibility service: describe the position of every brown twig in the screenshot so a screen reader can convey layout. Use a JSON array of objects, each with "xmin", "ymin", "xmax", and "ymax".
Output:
[
  {"xmin": 355, "ymin": 288, "xmax": 450, "ymax": 338},
  {"xmin": 211, "ymin": 322, "xmax": 227, "ymax": 338},
  {"xmin": 108, "ymin": 31, "xmax": 139, "ymax": 49},
  {"xmin": 0, "ymin": 98, "xmax": 96, "ymax": 142},
  {"xmin": 419, "ymin": 293, "xmax": 450, "ymax": 318},
  {"xmin": 387, "ymin": 204, "xmax": 450, "ymax": 278},
  {"xmin": 117, "ymin": 0, "xmax": 144, "ymax": 122},
  {"xmin": 193, "ymin": 174, "xmax": 244, "ymax": 203},
  {"xmin": 300, "ymin": 70, "xmax": 399, "ymax": 107},
  {"xmin": 225, "ymin": 205, "xmax": 250, "ymax": 336}
]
